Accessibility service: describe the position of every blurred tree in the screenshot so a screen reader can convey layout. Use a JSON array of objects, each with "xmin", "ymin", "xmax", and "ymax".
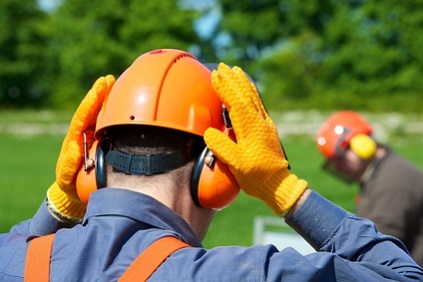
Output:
[
  {"xmin": 201, "ymin": 0, "xmax": 338, "ymax": 68},
  {"xmin": 212, "ymin": 0, "xmax": 423, "ymax": 112},
  {"xmin": 3, "ymin": 0, "xmax": 423, "ymax": 113},
  {"xmin": 322, "ymin": 1, "xmax": 423, "ymax": 96},
  {"xmin": 0, "ymin": 0, "xmax": 47, "ymax": 108},
  {"xmin": 207, "ymin": 0, "xmax": 341, "ymax": 109},
  {"xmin": 41, "ymin": 0, "xmax": 200, "ymax": 110},
  {"xmin": 257, "ymin": 33, "xmax": 323, "ymax": 109}
]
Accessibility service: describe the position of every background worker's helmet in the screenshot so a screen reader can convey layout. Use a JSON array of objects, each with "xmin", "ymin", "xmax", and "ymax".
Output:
[
  {"xmin": 76, "ymin": 49, "xmax": 239, "ymax": 209},
  {"xmin": 316, "ymin": 110, "xmax": 376, "ymax": 159}
]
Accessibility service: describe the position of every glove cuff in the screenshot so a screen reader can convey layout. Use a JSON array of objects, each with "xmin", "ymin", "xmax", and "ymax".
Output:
[
  {"xmin": 47, "ymin": 183, "xmax": 86, "ymax": 223},
  {"xmin": 258, "ymin": 171, "xmax": 308, "ymax": 216}
]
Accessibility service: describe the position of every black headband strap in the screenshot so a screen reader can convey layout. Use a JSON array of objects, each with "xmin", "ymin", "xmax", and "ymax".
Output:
[{"xmin": 105, "ymin": 150, "xmax": 186, "ymax": 175}]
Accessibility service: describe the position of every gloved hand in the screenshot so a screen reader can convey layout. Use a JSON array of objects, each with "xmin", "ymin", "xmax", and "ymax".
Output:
[
  {"xmin": 46, "ymin": 75, "xmax": 115, "ymax": 222},
  {"xmin": 204, "ymin": 64, "xmax": 308, "ymax": 217}
]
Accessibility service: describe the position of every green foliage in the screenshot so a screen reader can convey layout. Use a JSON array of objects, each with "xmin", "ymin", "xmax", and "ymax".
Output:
[
  {"xmin": 0, "ymin": 0, "xmax": 200, "ymax": 110},
  {"xmin": 256, "ymin": 32, "xmax": 322, "ymax": 109},
  {"xmin": 43, "ymin": 0, "xmax": 200, "ymax": 110},
  {"xmin": 241, "ymin": 0, "xmax": 423, "ymax": 113},
  {"xmin": 320, "ymin": 1, "xmax": 423, "ymax": 98},
  {"xmin": 0, "ymin": 0, "xmax": 47, "ymax": 108},
  {"xmin": 2, "ymin": 0, "xmax": 423, "ymax": 113}
]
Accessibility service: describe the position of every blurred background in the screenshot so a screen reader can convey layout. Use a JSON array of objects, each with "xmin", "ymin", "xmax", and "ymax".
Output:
[
  {"xmin": 3, "ymin": 0, "xmax": 423, "ymax": 112},
  {"xmin": 1, "ymin": 0, "xmax": 423, "ymax": 248}
]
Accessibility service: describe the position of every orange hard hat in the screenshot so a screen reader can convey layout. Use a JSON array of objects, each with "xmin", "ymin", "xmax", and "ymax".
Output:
[
  {"xmin": 96, "ymin": 49, "xmax": 225, "ymax": 138},
  {"xmin": 77, "ymin": 49, "xmax": 240, "ymax": 209},
  {"xmin": 316, "ymin": 110, "xmax": 373, "ymax": 158}
]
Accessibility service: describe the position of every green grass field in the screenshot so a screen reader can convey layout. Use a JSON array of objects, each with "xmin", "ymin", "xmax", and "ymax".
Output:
[{"xmin": 1, "ymin": 114, "xmax": 423, "ymax": 248}]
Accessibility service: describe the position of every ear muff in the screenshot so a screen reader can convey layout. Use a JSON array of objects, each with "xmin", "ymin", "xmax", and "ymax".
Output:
[
  {"xmin": 190, "ymin": 147, "xmax": 240, "ymax": 210},
  {"xmin": 349, "ymin": 134, "xmax": 377, "ymax": 160},
  {"xmin": 76, "ymin": 139, "xmax": 108, "ymax": 204}
]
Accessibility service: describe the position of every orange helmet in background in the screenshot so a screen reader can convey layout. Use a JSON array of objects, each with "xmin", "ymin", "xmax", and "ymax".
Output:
[{"xmin": 316, "ymin": 110, "xmax": 374, "ymax": 159}]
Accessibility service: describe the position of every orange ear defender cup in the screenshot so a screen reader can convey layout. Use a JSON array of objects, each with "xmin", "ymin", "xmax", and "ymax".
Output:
[
  {"xmin": 349, "ymin": 134, "xmax": 377, "ymax": 160},
  {"xmin": 76, "ymin": 140, "xmax": 108, "ymax": 204},
  {"xmin": 191, "ymin": 148, "xmax": 240, "ymax": 210}
]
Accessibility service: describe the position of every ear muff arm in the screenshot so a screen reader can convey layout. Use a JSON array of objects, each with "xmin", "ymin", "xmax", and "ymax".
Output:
[{"xmin": 76, "ymin": 139, "xmax": 108, "ymax": 204}]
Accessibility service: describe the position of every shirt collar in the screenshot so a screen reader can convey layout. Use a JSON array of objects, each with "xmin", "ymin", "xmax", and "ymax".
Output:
[{"xmin": 82, "ymin": 188, "xmax": 202, "ymax": 246}]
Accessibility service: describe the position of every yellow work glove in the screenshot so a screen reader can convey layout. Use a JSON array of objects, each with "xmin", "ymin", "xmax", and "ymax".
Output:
[
  {"xmin": 46, "ymin": 75, "xmax": 115, "ymax": 222},
  {"xmin": 204, "ymin": 64, "xmax": 308, "ymax": 216}
]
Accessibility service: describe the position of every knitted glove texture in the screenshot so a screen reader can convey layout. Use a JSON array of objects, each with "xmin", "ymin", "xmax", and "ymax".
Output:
[
  {"xmin": 204, "ymin": 64, "xmax": 307, "ymax": 216},
  {"xmin": 47, "ymin": 75, "xmax": 115, "ymax": 221}
]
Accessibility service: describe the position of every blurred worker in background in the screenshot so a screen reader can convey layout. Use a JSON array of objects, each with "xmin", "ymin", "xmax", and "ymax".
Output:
[
  {"xmin": 317, "ymin": 110, "xmax": 423, "ymax": 266},
  {"xmin": 0, "ymin": 50, "xmax": 422, "ymax": 281}
]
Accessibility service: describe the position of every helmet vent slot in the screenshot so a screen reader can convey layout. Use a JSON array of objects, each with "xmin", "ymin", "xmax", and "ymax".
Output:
[{"xmin": 174, "ymin": 53, "xmax": 195, "ymax": 64}]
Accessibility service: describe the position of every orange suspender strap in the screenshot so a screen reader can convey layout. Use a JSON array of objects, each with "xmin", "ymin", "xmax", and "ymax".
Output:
[
  {"xmin": 24, "ymin": 234, "xmax": 189, "ymax": 282},
  {"xmin": 24, "ymin": 234, "xmax": 190, "ymax": 282},
  {"xmin": 119, "ymin": 236, "xmax": 190, "ymax": 282},
  {"xmin": 24, "ymin": 233, "xmax": 55, "ymax": 282}
]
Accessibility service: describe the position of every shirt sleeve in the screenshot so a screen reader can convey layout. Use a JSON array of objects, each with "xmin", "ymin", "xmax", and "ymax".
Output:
[
  {"xmin": 0, "ymin": 200, "xmax": 76, "ymax": 278},
  {"xmin": 280, "ymin": 190, "xmax": 423, "ymax": 281},
  {"xmin": 152, "ymin": 191, "xmax": 423, "ymax": 281},
  {"xmin": 0, "ymin": 199, "xmax": 77, "ymax": 242},
  {"xmin": 29, "ymin": 199, "xmax": 77, "ymax": 235}
]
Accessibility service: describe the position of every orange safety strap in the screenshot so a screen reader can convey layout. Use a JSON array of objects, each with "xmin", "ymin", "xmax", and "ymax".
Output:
[
  {"xmin": 24, "ymin": 234, "xmax": 55, "ymax": 282},
  {"xmin": 24, "ymin": 234, "xmax": 189, "ymax": 282},
  {"xmin": 119, "ymin": 236, "xmax": 190, "ymax": 282}
]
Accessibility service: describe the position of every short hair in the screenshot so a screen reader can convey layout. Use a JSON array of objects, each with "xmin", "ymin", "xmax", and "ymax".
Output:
[
  {"xmin": 104, "ymin": 125, "xmax": 205, "ymax": 185},
  {"xmin": 106, "ymin": 125, "xmax": 205, "ymax": 161}
]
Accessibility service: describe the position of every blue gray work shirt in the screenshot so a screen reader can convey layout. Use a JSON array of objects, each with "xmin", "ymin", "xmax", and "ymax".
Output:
[{"xmin": 0, "ymin": 188, "xmax": 422, "ymax": 281}]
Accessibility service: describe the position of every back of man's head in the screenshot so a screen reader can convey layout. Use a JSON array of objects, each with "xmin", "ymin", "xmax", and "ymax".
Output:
[
  {"xmin": 76, "ymin": 49, "xmax": 240, "ymax": 209},
  {"xmin": 104, "ymin": 125, "xmax": 204, "ymax": 189}
]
